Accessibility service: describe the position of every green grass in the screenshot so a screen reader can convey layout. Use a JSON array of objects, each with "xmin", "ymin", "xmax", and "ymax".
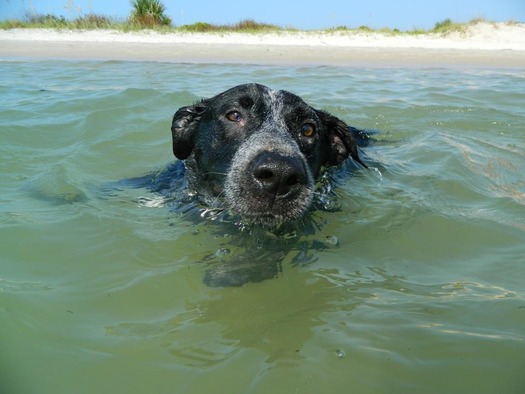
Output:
[
  {"xmin": 0, "ymin": 15, "xmax": 505, "ymax": 36},
  {"xmin": 316, "ymin": 18, "xmax": 499, "ymax": 36},
  {"xmin": 0, "ymin": 12, "xmax": 126, "ymax": 29},
  {"xmin": 179, "ymin": 19, "xmax": 283, "ymax": 33},
  {"xmin": 0, "ymin": 13, "xmax": 285, "ymax": 33},
  {"xmin": 73, "ymin": 13, "xmax": 115, "ymax": 29},
  {"xmin": 431, "ymin": 18, "xmax": 466, "ymax": 34}
]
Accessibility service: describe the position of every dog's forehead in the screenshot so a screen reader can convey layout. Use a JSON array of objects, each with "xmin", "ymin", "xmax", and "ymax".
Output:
[
  {"xmin": 214, "ymin": 84, "xmax": 309, "ymax": 109},
  {"xmin": 263, "ymin": 87, "xmax": 308, "ymax": 107},
  {"xmin": 268, "ymin": 90, "xmax": 318, "ymax": 122},
  {"xmin": 203, "ymin": 84, "xmax": 318, "ymax": 128}
]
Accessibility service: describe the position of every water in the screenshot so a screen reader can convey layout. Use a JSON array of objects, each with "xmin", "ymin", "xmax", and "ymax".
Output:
[{"xmin": 1, "ymin": 60, "xmax": 525, "ymax": 393}]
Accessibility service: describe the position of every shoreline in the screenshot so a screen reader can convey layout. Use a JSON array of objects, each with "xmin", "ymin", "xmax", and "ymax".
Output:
[{"xmin": 1, "ymin": 24, "xmax": 524, "ymax": 68}]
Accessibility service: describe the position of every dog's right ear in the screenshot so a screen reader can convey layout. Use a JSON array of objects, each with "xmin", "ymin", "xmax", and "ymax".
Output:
[
  {"xmin": 316, "ymin": 110, "xmax": 368, "ymax": 168},
  {"xmin": 171, "ymin": 102, "xmax": 206, "ymax": 160}
]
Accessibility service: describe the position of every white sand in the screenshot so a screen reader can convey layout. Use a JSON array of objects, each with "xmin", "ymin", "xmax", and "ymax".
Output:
[{"xmin": 1, "ymin": 22, "xmax": 524, "ymax": 67}]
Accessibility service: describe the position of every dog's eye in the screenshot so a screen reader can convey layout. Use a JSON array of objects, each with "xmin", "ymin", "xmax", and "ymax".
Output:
[
  {"xmin": 226, "ymin": 111, "xmax": 242, "ymax": 122},
  {"xmin": 301, "ymin": 123, "xmax": 316, "ymax": 137}
]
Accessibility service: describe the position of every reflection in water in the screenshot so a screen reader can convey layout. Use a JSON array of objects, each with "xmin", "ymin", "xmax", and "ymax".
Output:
[
  {"xmin": 106, "ymin": 268, "xmax": 361, "ymax": 367},
  {"xmin": 102, "ymin": 261, "xmax": 519, "ymax": 369}
]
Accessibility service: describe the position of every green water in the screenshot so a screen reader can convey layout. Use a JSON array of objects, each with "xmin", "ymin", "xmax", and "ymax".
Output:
[{"xmin": 1, "ymin": 61, "xmax": 524, "ymax": 393}]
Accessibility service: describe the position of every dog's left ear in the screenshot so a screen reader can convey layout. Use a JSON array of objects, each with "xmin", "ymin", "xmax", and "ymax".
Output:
[
  {"xmin": 171, "ymin": 101, "xmax": 206, "ymax": 160},
  {"xmin": 317, "ymin": 110, "xmax": 368, "ymax": 168}
]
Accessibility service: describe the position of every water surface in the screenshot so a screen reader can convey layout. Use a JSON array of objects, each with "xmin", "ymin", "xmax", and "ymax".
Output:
[{"xmin": 1, "ymin": 61, "xmax": 524, "ymax": 393}]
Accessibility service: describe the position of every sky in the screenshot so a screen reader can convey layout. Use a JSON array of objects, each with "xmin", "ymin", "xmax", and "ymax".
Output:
[{"xmin": 0, "ymin": 0, "xmax": 523, "ymax": 30}]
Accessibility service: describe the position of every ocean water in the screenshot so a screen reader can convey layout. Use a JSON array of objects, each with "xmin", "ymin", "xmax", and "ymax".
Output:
[{"xmin": 1, "ymin": 60, "xmax": 524, "ymax": 393}]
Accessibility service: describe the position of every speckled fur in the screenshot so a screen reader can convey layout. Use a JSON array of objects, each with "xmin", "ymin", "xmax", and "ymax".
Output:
[{"xmin": 171, "ymin": 83, "xmax": 366, "ymax": 228}]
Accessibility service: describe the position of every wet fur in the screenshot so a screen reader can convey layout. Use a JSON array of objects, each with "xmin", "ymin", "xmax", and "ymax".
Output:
[
  {"xmin": 113, "ymin": 83, "xmax": 373, "ymax": 286},
  {"xmin": 171, "ymin": 83, "xmax": 368, "ymax": 228}
]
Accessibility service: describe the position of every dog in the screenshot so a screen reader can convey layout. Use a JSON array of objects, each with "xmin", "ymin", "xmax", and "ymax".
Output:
[
  {"xmin": 171, "ymin": 83, "xmax": 369, "ymax": 229},
  {"xmin": 111, "ymin": 83, "xmax": 372, "ymax": 286}
]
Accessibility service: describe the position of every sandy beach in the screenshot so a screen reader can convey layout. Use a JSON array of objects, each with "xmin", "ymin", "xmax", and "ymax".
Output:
[{"xmin": 1, "ymin": 22, "xmax": 524, "ymax": 67}]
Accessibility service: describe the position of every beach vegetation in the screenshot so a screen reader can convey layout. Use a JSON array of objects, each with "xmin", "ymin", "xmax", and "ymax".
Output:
[
  {"xmin": 0, "ymin": 11, "xmax": 123, "ymax": 30},
  {"xmin": 469, "ymin": 17, "xmax": 487, "ymax": 25},
  {"xmin": 407, "ymin": 28, "xmax": 428, "ymax": 35},
  {"xmin": 179, "ymin": 22, "xmax": 215, "ymax": 33},
  {"xmin": 0, "ymin": 19, "xmax": 23, "ymax": 28},
  {"xmin": 129, "ymin": 0, "xmax": 172, "ymax": 27},
  {"xmin": 433, "ymin": 18, "xmax": 454, "ymax": 31},
  {"xmin": 73, "ymin": 13, "xmax": 114, "ymax": 29},
  {"xmin": 357, "ymin": 25, "xmax": 373, "ymax": 32},
  {"xmin": 432, "ymin": 18, "xmax": 466, "ymax": 34},
  {"xmin": 326, "ymin": 25, "xmax": 402, "ymax": 36},
  {"xmin": 26, "ymin": 13, "xmax": 69, "ymax": 28},
  {"xmin": 179, "ymin": 19, "xmax": 281, "ymax": 33},
  {"xmin": 0, "ymin": 13, "xmax": 505, "ymax": 38},
  {"xmin": 329, "ymin": 25, "xmax": 351, "ymax": 31},
  {"xmin": 234, "ymin": 19, "xmax": 279, "ymax": 31}
]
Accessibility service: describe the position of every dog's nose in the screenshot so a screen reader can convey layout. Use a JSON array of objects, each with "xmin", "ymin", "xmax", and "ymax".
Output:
[{"xmin": 251, "ymin": 152, "xmax": 308, "ymax": 197}]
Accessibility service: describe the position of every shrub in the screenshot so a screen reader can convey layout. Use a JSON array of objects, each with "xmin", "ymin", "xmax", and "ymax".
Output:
[
  {"xmin": 178, "ymin": 19, "xmax": 279, "ymax": 33},
  {"xmin": 432, "ymin": 18, "xmax": 464, "ymax": 34},
  {"xmin": 179, "ymin": 22, "xmax": 215, "ymax": 32},
  {"xmin": 74, "ymin": 13, "xmax": 114, "ymax": 29},
  {"xmin": 26, "ymin": 13, "xmax": 68, "ymax": 27},
  {"xmin": 357, "ymin": 25, "xmax": 373, "ymax": 32},
  {"xmin": 129, "ymin": 0, "xmax": 171, "ymax": 27},
  {"xmin": 233, "ymin": 19, "xmax": 278, "ymax": 31},
  {"xmin": 433, "ymin": 18, "xmax": 453, "ymax": 31},
  {"xmin": 332, "ymin": 26, "xmax": 351, "ymax": 31}
]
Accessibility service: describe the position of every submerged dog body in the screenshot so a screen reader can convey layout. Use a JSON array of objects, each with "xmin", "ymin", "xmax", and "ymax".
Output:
[{"xmin": 171, "ymin": 83, "xmax": 367, "ymax": 228}]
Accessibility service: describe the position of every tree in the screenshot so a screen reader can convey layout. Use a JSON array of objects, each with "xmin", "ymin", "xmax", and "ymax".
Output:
[{"xmin": 129, "ymin": 0, "xmax": 171, "ymax": 27}]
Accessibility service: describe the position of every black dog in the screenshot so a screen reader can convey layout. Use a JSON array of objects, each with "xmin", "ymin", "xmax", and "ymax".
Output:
[
  {"xmin": 110, "ymin": 83, "xmax": 372, "ymax": 286},
  {"xmin": 171, "ymin": 83, "xmax": 368, "ymax": 229}
]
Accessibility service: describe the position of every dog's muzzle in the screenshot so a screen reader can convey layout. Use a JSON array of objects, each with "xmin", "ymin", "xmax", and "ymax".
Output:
[{"xmin": 224, "ymin": 133, "xmax": 314, "ymax": 227}]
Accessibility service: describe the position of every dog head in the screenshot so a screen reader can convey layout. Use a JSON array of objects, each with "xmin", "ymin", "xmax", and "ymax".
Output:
[{"xmin": 171, "ymin": 83, "xmax": 366, "ymax": 227}]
